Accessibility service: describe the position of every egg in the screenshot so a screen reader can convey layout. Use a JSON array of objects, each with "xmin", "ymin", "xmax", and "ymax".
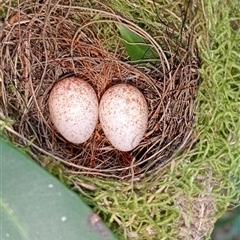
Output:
[
  {"xmin": 99, "ymin": 84, "xmax": 148, "ymax": 151},
  {"xmin": 48, "ymin": 77, "xmax": 98, "ymax": 144}
]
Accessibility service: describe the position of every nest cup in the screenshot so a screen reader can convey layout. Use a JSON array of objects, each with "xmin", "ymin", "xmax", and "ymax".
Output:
[
  {"xmin": 0, "ymin": 1, "xmax": 198, "ymax": 180},
  {"xmin": 1, "ymin": 1, "xmax": 240, "ymax": 239}
]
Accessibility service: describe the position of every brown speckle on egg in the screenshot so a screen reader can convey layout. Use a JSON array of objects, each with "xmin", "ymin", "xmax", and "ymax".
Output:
[
  {"xmin": 99, "ymin": 84, "xmax": 148, "ymax": 151},
  {"xmin": 48, "ymin": 77, "xmax": 98, "ymax": 144}
]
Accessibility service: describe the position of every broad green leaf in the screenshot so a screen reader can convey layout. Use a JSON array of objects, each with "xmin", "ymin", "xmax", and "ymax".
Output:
[
  {"xmin": 117, "ymin": 24, "xmax": 158, "ymax": 63},
  {"xmin": 214, "ymin": 212, "xmax": 239, "ymax": 227},
  {"xmin": 0, "ymin": 137, "xmax": 117, "ymax": 240},
  {"xmin": 213, "ymin": 211, "xmax": 240, "ymax": 240}
]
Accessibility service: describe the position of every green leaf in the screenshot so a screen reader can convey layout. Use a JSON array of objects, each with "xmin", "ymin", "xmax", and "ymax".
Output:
[
  {"xmin": 213, "ymin": 211, "xmax": 240, "ymax": 240},
  {"xmin": 117, "ymin": 24, "xmax": 158, "ymax": 63},
  {"xmin": 214, "ymin": 212, "xmax": 239, "ymax": 227},
  {"xmin": 0, "ymin": 137, "xmax": 117, "ymax": 240}
]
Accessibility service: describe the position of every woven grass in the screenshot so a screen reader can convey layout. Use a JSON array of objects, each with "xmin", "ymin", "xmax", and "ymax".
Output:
[
  {"xmin": 0, "ymin": 0, "xmax": 198, "ymax": 179},
  {"xmin": 0, "ymin": 0, "xmax": 240, "ymax": 240}
]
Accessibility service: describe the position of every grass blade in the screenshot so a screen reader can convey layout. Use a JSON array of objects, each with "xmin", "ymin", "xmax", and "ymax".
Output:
[{"xmin": 117, "ymin": 24, "xmax": 158, "ymax": 63}]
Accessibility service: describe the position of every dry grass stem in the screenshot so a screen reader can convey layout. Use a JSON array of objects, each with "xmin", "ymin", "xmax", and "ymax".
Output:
[{"xmin": 0, "ymin": 0, "xmax": 198, "ymax": 180}]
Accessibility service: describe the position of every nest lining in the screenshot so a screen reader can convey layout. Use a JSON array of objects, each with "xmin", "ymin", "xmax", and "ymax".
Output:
[{"xmin": 0, "ymin": 1, "xmax": 199, "ymax": 180}]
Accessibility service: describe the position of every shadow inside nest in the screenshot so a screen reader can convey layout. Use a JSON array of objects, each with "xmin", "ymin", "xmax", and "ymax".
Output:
[{"xmin": 0, "ymin": 1, "xmax": 199, "ymax": 180}]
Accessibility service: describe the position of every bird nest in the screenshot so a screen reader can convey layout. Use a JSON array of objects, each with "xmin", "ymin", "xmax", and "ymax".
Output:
[{"xmin": 0, "ymin": 0, "xmax": 199, "ymax": 180}]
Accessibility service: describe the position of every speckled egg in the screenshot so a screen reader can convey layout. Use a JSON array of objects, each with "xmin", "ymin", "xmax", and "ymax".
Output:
[
  {"xmin": 99, "ymin": 84, "xmax": 148, "ymax": 151},
  {"xmin": 48, "ymin": 77, "xmax": 98, "ymax": 144}
]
